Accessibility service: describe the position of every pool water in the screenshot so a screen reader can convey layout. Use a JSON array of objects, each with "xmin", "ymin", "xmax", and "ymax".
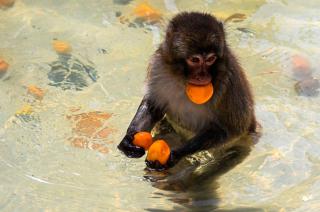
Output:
[{"xmin": 1, "ymin": 0, "xmax": 320, "ymax": 211}]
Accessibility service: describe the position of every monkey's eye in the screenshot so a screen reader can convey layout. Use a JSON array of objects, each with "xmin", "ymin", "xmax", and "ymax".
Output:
[
  {"xmin": 187, "ymin": 55, "xmax": 203, "ymax": 66},
  {"xmin": 205, "ymin": 54, "xmax": 217, "ymax": 66},
  {"xmin": 191, "ymin": 57, "xmax": 200, "ymax": 63}
]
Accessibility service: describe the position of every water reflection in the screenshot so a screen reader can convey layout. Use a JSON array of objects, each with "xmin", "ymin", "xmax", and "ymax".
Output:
[{"xmin": 144, "ymin": 120, "xmax": 261, "ymax": 211}]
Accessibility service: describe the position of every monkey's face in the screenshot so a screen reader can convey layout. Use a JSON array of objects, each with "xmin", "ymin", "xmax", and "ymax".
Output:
[
  {"xmin": 185, "ymin": 52, "xmax": 216, "ymax": 85},
  {"xmin": 165, "ymin": 12, "xmax": 225, "ymax": 86}
]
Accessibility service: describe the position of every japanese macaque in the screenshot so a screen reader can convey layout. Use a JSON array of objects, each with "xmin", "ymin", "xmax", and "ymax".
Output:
[{"xmin": 118, "ymin": 12, "xmax": 257, "ymax": 170}]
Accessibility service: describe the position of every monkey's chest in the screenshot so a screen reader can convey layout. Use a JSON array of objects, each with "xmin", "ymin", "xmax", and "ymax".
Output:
[
  {"xmin": 148, "ymin": 72, "xmax": 216, "ymax": 134},
  {"xmin": 165, "ymin": 95, "xmax": 216, "ymax": 135}
]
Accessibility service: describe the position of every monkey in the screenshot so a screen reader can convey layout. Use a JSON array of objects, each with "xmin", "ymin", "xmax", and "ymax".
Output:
[{"xmin": 118, "ymin": 12, "xmax": 257, "ymax": 170}]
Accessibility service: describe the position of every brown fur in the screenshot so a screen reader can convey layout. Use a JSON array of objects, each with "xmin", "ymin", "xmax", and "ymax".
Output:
[
  {"xmin": 146, "ymin": 12, "xmax": 256, "ymax": 138},
  {"xmin": 118, "ymin": 12, "xmax": 257, "ymax": 167}
]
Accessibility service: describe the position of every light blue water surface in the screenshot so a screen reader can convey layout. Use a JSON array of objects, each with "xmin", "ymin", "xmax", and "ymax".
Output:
[{"xmin": 0, "ymin": 0, "xmax": 320, "ymax": 211}]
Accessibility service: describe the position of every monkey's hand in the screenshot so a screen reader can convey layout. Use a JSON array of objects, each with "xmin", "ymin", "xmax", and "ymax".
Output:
[
  {"xmin": 145, "ymin": 150, "xmax": 180, "ymax": 171},
  {"xmin": 118, "ymin": 134, "xmax": 145, "ymax": 158},
  {"xmin": 118, "ymin": 97, "xmax": 164, "ymax": 158}
]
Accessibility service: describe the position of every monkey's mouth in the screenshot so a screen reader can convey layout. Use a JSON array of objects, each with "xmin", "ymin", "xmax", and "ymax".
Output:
[{"xmin": 187, "ymin": 74, "xmax": 212, "ymax": 86}]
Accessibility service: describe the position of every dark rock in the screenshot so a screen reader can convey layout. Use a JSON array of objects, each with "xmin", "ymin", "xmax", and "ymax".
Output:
[
  {"xmin": 113, "ymin": 0, "xmax": 132, "ymax": 5},
  {"xmin": 294, "ymin": 78, "xmax": 320, "ymax": 97},
  {"xmin": 48, "ymin": 54, "xmax": 98, "ymax": 91}
]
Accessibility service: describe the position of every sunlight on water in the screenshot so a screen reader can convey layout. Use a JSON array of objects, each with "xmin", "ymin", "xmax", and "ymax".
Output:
[{"xmin": 1, "ymin": 0, "xmax": 320, "ymax": 211}]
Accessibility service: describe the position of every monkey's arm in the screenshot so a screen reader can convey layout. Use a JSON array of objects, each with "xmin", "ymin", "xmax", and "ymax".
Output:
[
  {"xmin": 118, "ymin": 96, "xmax": 165, "ymax": 158},
  {"xmin": 176, "ymin": 126, "xmax": 227, "ymax": 157},
  {"xmin": 146, "ymin": 124, "xmax": 228, "ymax": 170}
]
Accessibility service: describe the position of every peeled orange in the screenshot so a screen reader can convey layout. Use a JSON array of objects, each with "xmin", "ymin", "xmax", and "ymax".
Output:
[
  {"xmin": 132, "ymin": 132, "xmax": 153, "ymax": 150},
  {"xmin": 186, "ymin": 83, "xmax": 214, "ymax": 104},
  {"xmin": 146, "ymin": 140, "xmax": 170, "ymax": 165}
]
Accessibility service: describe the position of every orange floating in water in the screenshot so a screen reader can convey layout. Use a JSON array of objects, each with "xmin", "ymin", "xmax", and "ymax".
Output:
[
  {"xmin": 27, "ymin": 85, "xmax": 45, "ymax": 100},
  {"xmin": 133, "ymin": 132, "xmax": 153, "ymax": 150},
  {"xmin": 186, "ymin": 83, "xmax": 214, "ymax": 104},
  {"xmin": 0, "ymin": 58, "xmax": 9, "ymax": 73},
  {"xmin": 292, "ymin": 55, "xmax": 310, "ymax": 71},
  {"xmin": 52, "ymin": 40, "xmax": 72, "ymax": 54},
  {"xmin": 291, "ymin": 54, "xmax": 312, "ymax": 80},
  {"xmin": 133, "ymin": 3, "xmax": 161, "ymax": 21},
  {"xmin": 0, "ymin": 0, "xmax": 15, "ymax": 7},
  {"xmin": 15, "ymin": 105, "xmax": 33, "ymax": 116},
  {"xmin": 146, "ymin": 140, "xmax": 170, "ymax": 165}
]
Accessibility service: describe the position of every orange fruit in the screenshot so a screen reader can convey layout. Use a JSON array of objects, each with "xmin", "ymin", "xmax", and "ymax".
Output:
[
  {"xmin": 52, "ymin": 40, "xmax": 72, "ymax": 54},
  {"xmin": 0, "ymin": 0, "xmax": 15, "ymax": 7},
  {"xmin": 132, "ymin": 132, "xmax": 153, "ymax": 150},
  {"xmin": 292, "ymin": 55, "xmax": 310, "ymax": 70},
  {"xmin": 146, "ymin": 140, "xmax": 170, "ymax": 165},
  {"xmin": 0, "ymin": 58, "xmax": 9, "ymax": 73},
  {"xmin": 27, "ymin": 85, "xmax": 45, "ymax": 100},
  {"xmin": 133, "ymin": 3, "xmax": 161, "ymax": 21},
  {"xmin": 15, "ymin": 105, "xmax": 33, "ymax": 116},
  {"xmin": 186, "ymin": 83, "xmax": 214, "ymax": 104}
]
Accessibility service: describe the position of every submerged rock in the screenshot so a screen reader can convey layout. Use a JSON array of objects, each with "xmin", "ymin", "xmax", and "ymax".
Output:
[
  {"xmin": 294, "ymin": 78, "xmax": 320, "ymax": 97},
  {"xmin": 67, "ymin": 111, "xmax": 114, "ymax": 154},
  {"xmin": 48, "ymin": 54, "xmax": 98, "ymax": 91},
  {"xmin": 113, "ymin": 0, "xmax": 132, "ymax": 5}
]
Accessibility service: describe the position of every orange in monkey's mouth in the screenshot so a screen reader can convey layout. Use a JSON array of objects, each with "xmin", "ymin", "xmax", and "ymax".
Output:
[{"xmin": 186, "ymin": 83, "xmax": 214, "ymax": 104}]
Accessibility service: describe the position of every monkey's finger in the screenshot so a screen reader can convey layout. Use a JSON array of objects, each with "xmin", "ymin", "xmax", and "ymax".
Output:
[
  {"xmin": 118, "ymin": 139, "xmax": 145, "ymax": 158},
  {"xmin": 145, "ymin": 160, "xmax": 167, "ymax": 171},
  {"xmin": 126, "ymin": 146, "xmax": 145, "ymax": 158}
]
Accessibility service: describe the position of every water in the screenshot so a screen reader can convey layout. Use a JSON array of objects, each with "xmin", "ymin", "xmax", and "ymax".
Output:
[{"xmin": 1, "ymin": 0, "xmax": 320, "ymax": 211}]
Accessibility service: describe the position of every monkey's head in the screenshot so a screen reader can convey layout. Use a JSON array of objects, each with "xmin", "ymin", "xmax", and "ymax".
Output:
[{"xmin": 162, "ymin": 12, "xmax": 226, "ymax": 86}]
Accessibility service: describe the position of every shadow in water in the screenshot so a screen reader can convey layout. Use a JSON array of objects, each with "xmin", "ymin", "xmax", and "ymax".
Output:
[{"xmin": 144, "ymin": 120, "xmax": 262, "ymax": 212}]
